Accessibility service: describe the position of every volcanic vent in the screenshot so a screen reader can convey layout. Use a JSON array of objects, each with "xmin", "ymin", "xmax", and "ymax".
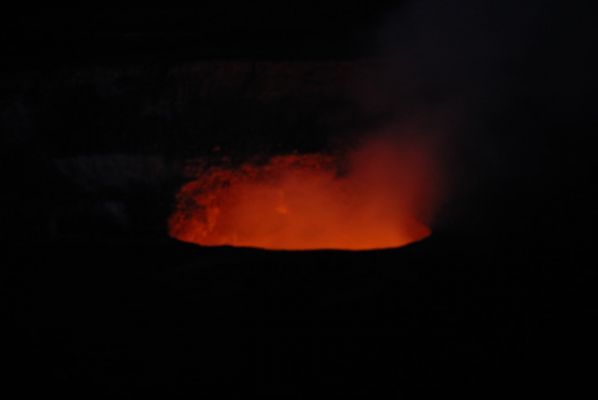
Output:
[{"xmin": 169, "ymin": 136, "xmax": 440, "ymax": 250}]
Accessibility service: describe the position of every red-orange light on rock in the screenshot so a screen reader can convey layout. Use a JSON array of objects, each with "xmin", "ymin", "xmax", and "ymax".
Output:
[{"xmin": 169, "ymin": 137, "xmax": 440, "ymax": 250}]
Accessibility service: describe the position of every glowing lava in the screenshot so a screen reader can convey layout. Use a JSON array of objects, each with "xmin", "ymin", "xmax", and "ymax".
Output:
[{"xmin": 169, "ymin": 137, "xmax": 438, "ymax": 250}]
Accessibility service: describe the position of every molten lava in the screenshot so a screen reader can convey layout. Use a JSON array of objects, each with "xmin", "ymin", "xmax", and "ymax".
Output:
[{"xmin": 169, "ymin": 137, "xmax": 438, "ymax": 250}]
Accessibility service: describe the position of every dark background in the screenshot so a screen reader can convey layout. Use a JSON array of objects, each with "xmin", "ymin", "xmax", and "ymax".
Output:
[{"xmin": 4, "ymin": 4, "xmax": 596, "ymax": 396}]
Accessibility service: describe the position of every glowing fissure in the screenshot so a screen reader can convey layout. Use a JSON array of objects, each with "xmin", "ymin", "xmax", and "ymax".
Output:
[{"xmin": 169, "ymin": 137, "xmax": 438, "ymax": 250}]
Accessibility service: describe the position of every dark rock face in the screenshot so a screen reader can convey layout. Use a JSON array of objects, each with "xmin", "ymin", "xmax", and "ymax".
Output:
[{"xmin": 3, "ymin": 61, "xmax": 380, "ymax": 157}]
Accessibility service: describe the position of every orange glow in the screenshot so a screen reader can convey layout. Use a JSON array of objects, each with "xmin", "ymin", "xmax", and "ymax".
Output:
[{"xmin": 169, "ymin": 137, "xmax": 439, "ymax": 250}]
